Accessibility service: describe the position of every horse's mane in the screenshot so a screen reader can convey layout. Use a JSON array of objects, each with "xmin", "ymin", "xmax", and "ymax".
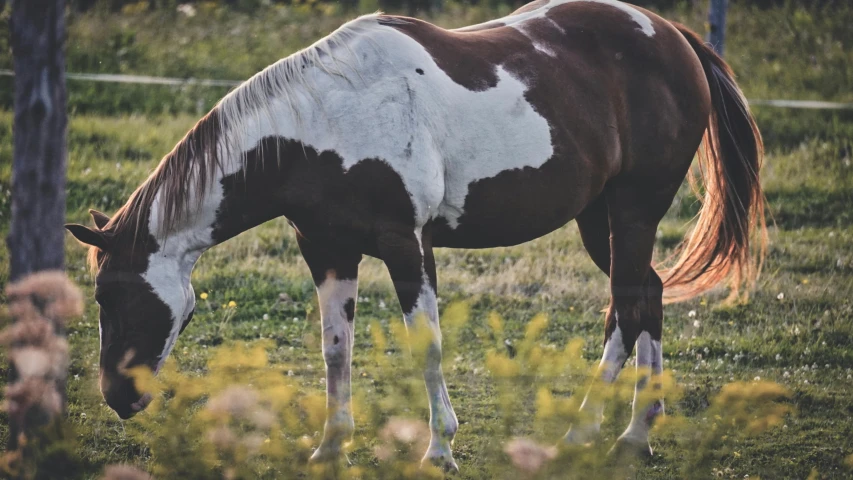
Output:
[{"xmin": 88, "ymin": 14, "xmax": 390, "ymax": 271}]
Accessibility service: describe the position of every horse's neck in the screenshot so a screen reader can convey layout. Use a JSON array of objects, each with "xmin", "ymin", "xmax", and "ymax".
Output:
[
  {"xmin": 147, "ymin": 92, "xmax": 324, "ymax": 261},
  {"xmin": 146, "ymin": 170, "xmax": 225, "ymax": 267}
]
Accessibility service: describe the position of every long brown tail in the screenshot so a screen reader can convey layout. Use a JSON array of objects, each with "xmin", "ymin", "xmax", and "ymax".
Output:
[{"xmin": 661, "ymin": 24, "xmax": 767, "ymax": 303}]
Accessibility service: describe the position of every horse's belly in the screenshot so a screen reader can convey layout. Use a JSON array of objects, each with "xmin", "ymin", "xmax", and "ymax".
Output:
[{"xmin": 432, "ymin": 156, "xmax": 598, "ymax": 249}]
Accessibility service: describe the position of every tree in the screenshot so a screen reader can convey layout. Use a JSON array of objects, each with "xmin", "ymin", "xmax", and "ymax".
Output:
[{"xmin": 5, "ymin": 0, "xmax": 69, "ymax": 455}]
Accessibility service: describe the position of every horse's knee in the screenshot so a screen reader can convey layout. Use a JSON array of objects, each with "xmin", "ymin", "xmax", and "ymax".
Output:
[
  {"xmin": 322, "ymin": 328, "xmax": 351, "ymax": 368},
  {"xmin": 442, "ymin": 415, "xmax": 459, "ymax": 439}
]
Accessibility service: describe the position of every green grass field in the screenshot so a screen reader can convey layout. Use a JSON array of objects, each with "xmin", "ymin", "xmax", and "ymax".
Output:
[{"xmin": 0, "ymin": 2, "xmax": 852, "ymax": 479}]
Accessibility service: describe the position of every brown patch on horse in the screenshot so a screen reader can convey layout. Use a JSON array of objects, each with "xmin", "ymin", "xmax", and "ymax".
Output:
[
  {"xmin": 95, "ymin": 273, "xmax": 173, "ymax": 418},
  {"xmin": 382, "ymin": 7, "xmax": 758, "ymax": 303},
  {"xmin": 211, "ymin": 136, "xmax": 415, "ymax": 250}
]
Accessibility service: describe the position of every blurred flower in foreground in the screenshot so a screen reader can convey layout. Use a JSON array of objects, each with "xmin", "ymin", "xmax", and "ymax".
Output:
[
  {"xmin": 101, "ymin": 464, "xmax": 154, "ymax": 480},
  {"xmin": 504, "ymin": 437, "xmax": 557, "ymax": 474},
  {"xmin": 374, "ymin": 417, "xmax": 430, "ymax": 462},
  {"xmin": 1, "ymin": 272, "xmax": 81, "ymax": 426},
  {"xmin": 0, "ymin": 272, "xmax": 82, "ymax": 474},
  {"xmin": 206, "ymin": 386, "xmax": 273, "ymax": 429},
  {"xmin": 176, "ymin": 4, "xmax": 196, "ymax": 17}
]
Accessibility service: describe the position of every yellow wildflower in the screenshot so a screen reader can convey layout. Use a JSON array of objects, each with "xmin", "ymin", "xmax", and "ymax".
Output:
[
  {"xmin": 228, "ymin": 300, "xmax": 237, "ymax": 308},
  {"xmin": 200, "ymin": 292, "xmax": 208, "ymax": 300}
]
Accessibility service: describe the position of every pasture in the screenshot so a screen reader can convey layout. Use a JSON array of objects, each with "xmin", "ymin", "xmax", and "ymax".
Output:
[{"xmin": 0, "ymin": 2, "xmax": 852, "ymax": 478}]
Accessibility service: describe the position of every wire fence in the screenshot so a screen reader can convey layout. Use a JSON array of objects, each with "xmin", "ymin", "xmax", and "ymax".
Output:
[{"xmin": 2, "ymin": 69, "xmax": 853, "ymax": 110}]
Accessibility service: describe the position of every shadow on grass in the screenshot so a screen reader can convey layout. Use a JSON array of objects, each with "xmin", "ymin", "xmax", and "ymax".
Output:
[{"xmin": 766, "ymin": 187, "xmax": 853, "ymax": 229}]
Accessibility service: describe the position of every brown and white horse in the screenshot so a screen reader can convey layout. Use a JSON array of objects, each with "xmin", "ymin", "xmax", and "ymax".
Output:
[{"xmin": 66, "ymin": 0, "xmax": 765, "ymax": 470}]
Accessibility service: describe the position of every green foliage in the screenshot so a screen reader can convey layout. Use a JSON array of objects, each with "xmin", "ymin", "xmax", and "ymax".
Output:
[
  {"xmin": 110, "ymin": 308, "xmax": 793, "ymax": 479},
  {"xmin": 4, "ymin": 2, "xmax": 851, "ymax": 121}
]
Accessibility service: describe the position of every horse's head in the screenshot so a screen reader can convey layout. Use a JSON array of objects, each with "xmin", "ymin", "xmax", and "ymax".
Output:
[{"xmin": 66, "ymin": 209, "xmax": 196, "ymax": 419}]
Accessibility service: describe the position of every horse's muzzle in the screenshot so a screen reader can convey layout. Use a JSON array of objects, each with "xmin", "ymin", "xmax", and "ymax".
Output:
[{"xmin": 101, "ymin": 369, "xmax": 151, "ymax": 419}]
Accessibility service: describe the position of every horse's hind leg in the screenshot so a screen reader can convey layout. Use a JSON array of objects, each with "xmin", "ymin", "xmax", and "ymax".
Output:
[
  {"xmin": 605, "ymin": 184, "xmax": 672, "ymax": 456},
  {"xmin": 563, "ymin": 196, "xmax": 622, "ymax": 444},
  {"xmin": 564, "ymin": 186, "xmax": 669, "ymax": 455}
]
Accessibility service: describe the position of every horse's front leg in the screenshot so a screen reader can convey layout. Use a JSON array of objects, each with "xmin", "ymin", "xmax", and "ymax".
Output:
[
  {"xmin": 298, "ymin": 236, "xmax": 362, "ymax": 463},
  {"xmin": 378, "ymin": 224, "xmax": 459, "ymax": 471}
]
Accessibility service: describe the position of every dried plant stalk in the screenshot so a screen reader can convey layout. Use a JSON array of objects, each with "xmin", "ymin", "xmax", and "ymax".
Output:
[{"xmin": 1, "ymin": 271, "xmax": 82, "ymax": 475}]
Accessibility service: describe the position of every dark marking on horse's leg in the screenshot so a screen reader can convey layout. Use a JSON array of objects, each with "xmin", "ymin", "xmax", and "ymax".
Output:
[
  {"xmin": 343, "ymin": 298, "xmax": 355, "ymax": 323},
  {"xmin": 378, "ymin": 226, "xmax": 424, "ymax": 314}
]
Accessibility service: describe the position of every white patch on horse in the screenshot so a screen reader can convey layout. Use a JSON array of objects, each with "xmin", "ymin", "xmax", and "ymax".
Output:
[
  {"xmin": 619, "ymin": 331, "xmax": 662, "ymax": 446},
  {"xmin": 564, "ymin": 323, "xmax": 628, "ymax": 444},
  {"xmin": 600, "ymin": 323, "xmax": 628, "ymax": 382},
  {"xmin": 634, "ymin": 330, "xmax": 652, "ymax": 377},
  {"xmin": 145, "ymin": 187, "xmax": 216, "ymax": 372},
  {"xmin": 433, "ymin": 67, "xmax": 554, "ymax": 227},
  {"xmin": 532, "ymin": 42, "xmax": 558, "ymax": 57},
  {"xmin": 651, "ymin": 338, "xmax": 662, "ymax": 374},
  {"xmin": 212, "ymin": 18, "xmax": 553, "ymax": 228},
  {"xmin": 462, "ymin": 0, "xmax": 655, "ymax": 37},
  {"xmin": 141, "ymin": 253, "xmax": 195, "ymax": 373}
]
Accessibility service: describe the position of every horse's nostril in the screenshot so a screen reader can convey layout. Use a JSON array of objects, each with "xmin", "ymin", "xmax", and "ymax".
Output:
[
  {"xmin": 101, "ymin": 369, "xmax": 146, "ymax": 419},
  {"xmin": 130, "ymin": 393, "xmax": 153, "ymax": 412}
]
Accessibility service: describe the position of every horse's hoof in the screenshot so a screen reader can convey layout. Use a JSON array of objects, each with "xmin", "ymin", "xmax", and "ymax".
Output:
[
  {"xmin": 607, "ymin": 436, "xmax": 653, "ymax": 460},
  {"xmin": 309, "ymin": 444, "xmax": 349, "ymax": 464},
  {"xmin": 422, "ymin": 449, "xmax": 459, "ymax": 474},
  {"xmin": 563, "ymin": 425, "xmax": 599, "ymax": 446}
]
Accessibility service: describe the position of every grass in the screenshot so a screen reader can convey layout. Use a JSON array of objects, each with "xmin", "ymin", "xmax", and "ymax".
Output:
[{"xmin": 0, "ymin": 1, "xmax": 852, "ymax": 478}]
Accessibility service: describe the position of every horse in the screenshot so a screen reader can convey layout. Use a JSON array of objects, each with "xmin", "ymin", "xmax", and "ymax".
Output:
[{"xmin": 66, "ymin": 0, "xmax": 765, "ymax": 470}]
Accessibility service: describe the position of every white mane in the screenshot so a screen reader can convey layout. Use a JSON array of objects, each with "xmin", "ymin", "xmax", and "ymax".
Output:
[{"xmin": 214, "ymin": 13, "xmax": 390, "ymax": 150}]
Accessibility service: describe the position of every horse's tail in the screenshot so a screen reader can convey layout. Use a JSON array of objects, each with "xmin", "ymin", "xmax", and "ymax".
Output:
[{"xmin": 660, "ymin": 24, "xmax": 767, "ymax": 303}]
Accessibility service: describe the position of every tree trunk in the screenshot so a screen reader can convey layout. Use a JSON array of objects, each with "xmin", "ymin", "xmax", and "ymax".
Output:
[
  {"xmin": 6, "ymin": 0, "xmax": 68, "ymax": 451},
  {"xmin": 7, "ymin": 0, "xmax": 67, "ymax": 281}
]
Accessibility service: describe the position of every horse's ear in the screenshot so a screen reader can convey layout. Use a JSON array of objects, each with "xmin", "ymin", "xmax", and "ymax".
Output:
[
  {"xmin": 65, "ymin": 224, "xmax": 110, "ymax": 250},
  {"xmin": 89, "ymin": 209, "xmax": 111, "ymax": 229}
]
